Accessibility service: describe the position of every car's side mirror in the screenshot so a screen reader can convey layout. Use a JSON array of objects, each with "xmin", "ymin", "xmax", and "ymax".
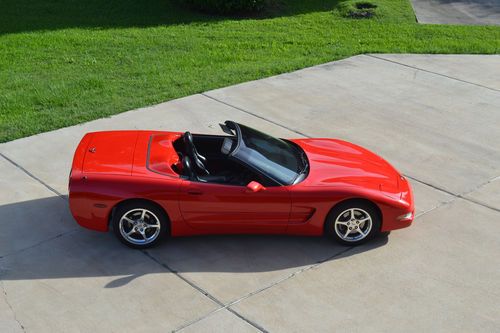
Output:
[{"xmin": 246, "ymin": 181, "xmax": 266, "ymax": 193}]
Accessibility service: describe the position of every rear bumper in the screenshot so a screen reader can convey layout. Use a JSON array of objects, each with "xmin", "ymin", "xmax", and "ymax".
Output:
[
  {"xmin": 69, "ymin": 191, "xmax": 110, "ymax": 232},
  {"xmin": 68, "ymin": 133, "xmax": 110, "ymax": 232}
]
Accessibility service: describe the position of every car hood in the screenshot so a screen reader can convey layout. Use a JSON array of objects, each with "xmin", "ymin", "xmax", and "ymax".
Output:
[{"xmin": 292, "ymin": 138, "xmax": 401, "ymax": 190}]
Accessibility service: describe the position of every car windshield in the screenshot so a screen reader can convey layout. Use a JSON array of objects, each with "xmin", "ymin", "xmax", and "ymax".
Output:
[{"xmin": 230, "ymin": 123, "xmax": 305, "ymax": 185}]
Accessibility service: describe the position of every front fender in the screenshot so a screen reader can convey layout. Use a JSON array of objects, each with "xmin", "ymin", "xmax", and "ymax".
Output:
[{"xmin": 287, "ymin": 182, "xmax": 412, "ymax": 235}]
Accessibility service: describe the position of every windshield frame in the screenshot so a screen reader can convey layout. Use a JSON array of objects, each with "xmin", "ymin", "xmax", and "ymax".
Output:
[{"xmin": 226, "ymin": 121, "xmax": 308, "ymax": 186}]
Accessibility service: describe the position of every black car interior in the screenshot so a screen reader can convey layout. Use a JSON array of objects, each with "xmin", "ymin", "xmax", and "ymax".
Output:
[
  {"xmin": 173, "ymin": 131, "xmax": 269, "ymax": 186},
  {"xmin": 182, "ymin": 131, "xmax": 209, "ymax": 176}
]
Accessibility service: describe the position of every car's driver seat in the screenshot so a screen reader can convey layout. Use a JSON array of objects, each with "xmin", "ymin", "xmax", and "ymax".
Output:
[
  {"xmin": 183, "ymin": 132, "xmax": 209, "ymax": 175},
  {"xmin": 182, "ymin": 156, "xmax": 228, "ymax": 184}
]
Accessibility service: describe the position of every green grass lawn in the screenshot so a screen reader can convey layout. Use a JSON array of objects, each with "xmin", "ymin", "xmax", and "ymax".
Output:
[{"xmin": 1, "ymin": 0, "xmax": 499, "ymax": 142}]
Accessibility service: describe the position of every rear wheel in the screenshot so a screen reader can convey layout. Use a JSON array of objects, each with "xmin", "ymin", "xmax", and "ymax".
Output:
[
  {"xmin": 326, "ymin": 201, "xmax": 380, "ymax": 246},
  {"xmin": 112, "ymin": 201, "xmax": 168, "ymax": 249}
]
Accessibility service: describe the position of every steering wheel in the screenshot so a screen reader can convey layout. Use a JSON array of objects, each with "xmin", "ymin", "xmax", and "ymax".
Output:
[{"xmin": 183, "ymin": 132, "xmax": 209, "ymax": 175}]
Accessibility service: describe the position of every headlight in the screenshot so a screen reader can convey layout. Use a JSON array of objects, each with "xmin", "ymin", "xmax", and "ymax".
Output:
[{"xmin": 397, "ymin": 212, "xmax": 413, "ymax": 221}]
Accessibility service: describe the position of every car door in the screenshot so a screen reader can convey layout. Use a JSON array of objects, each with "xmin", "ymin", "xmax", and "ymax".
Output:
[{"xmin": 178, "ymin": 180, "xmax": 291, "ymax": 233}]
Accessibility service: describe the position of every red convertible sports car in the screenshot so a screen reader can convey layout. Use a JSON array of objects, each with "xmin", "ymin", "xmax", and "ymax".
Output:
[{"xmin": 69, "ymin": 121, "xmax": 414, "ymax": 249}]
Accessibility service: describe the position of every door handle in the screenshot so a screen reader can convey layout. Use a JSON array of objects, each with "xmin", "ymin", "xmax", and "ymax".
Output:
[{"xmin": 187, "ymin": 190, "xmax": 203, "ymax": 195}]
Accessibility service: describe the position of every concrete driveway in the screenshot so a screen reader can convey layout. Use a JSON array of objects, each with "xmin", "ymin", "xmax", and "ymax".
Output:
[
  {"xmin": 410, "ymin": 0, "xmax": 500, "ymax": 25},
  {"xmin": 1, "ymin": 54, "xmax": 499, "ymax": 332}
]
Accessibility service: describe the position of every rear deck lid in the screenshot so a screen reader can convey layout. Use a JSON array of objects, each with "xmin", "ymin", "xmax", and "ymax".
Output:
[{"xmin": 83, "ymin": 131, "xmax": 139, "ymax": 175}]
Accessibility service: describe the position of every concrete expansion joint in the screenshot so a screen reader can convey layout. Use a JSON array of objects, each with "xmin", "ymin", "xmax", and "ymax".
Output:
[
  {"xmin": 141, "ymin": 250, "xmax": 223, "ymax": 304},
  {"xmin": 405, "ymin": 174, "xmax": 500, "ymax": 214},
  {"xmin": 1, "ymin": 280, "xmax": 26, "ymax": 332},
  {"xmin": 414, "ymin": 196, "xmax": 456, "ymax": 219},
  {"xmin": 201, "ymin": 93, "xmax": 311, "ymax": 139},
  {"xmin": 457, "ymin": 176, "xmax": 500, "ymax": 213},
  {"xmin": 142, "ymin": 249, "xmax": 270, "ymax": 333},
  {"xmin": 0, "ymin": 152, "xmax": 66, "ymax": 200},
  {"xmin": 459, "ymin": 174, "xmax": 500, "ymax": 196},
  {"xmin": 225, "ymin": 307, "xmax": 270, "ymax": 333},
  {"xmin": 366, "ymin": 54, "xmax": 500, "ymax": 93},
  {"xmin": 455, "ymin": 196, "xmax": 500, "ymax": 213},
  {"xmin": 455, "ymin": 175, "xmax": 500, "ymax": 213},
  {"xmin": 172, "ymin": 246, "xmax": 354, "ymax": 332},
  {"xmin": 0, "ymin": 229, "xmax": 79, "ymax": 260},
  {"xmin": 227, "ymin": 246, "xmax": 354, "ymax": 309}
]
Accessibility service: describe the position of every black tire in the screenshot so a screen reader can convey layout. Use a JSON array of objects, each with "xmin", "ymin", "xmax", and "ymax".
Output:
[
  {"xmin": 112, "ymin": 200, "xmax": 169, "ymax": 249},
  {"xmin": 325, "ymin": 200, "xmax": 381, "ymax": 246}
]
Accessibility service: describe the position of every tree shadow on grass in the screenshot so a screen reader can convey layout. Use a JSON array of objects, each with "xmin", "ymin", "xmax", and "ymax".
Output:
[{"xmin": 0, "ymin": 0, "xmax": 343, "ymax": 35}]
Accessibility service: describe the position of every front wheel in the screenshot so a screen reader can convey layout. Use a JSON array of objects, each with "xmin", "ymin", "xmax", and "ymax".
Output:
[
  {"xmin": 326, "ymin": 201, "xmax": 380, "ymax": 246},
  {"xmin": 112, "ymin": 201, "xmax": 168, "ymax": 249}
]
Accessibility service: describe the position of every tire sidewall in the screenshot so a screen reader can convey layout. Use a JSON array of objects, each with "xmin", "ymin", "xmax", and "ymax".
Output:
[
  {"xmin": 112, "ymin": 201, "xmax": 168, "ymax": 249},
  {"xmin": 326, "ymin": 201, "xmax": 381, "ymax": 246}
]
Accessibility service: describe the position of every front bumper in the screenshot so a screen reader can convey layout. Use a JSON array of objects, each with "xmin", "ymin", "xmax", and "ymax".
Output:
[{"xmin": 380, "ymin": 176, "xmax": 415, "ymax": 232}]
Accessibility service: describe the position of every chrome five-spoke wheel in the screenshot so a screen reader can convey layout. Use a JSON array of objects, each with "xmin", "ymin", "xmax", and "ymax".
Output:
[
  {"xmin": 112, "ymin": 201, "xmax": 168, "ymax": 249},
  {"xmin": 119, "ymin": 209, "xmax": 161, "ymax": 245},
  {"xmin": 326, "ymin": 201, "xmax": 380, "ymax": 245},
  {"xmin": 334, "ymin": 208, "xmax": 372, "ymax": 242}
]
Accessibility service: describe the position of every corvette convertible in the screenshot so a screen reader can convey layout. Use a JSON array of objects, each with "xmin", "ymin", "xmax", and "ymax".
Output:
[{"xmin": 69, "ymin": 121, "xmax": 414, "ymax": 249}]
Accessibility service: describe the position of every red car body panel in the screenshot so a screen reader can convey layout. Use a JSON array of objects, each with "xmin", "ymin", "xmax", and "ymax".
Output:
[{"xmin": 69, "ymin": 130, "xmax": 414, "ymax": 236}]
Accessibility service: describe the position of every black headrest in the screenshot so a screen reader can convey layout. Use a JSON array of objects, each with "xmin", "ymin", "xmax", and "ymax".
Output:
[{"xmin": 183, "ymin": 131, "xmax": 193, "ymax": 144}]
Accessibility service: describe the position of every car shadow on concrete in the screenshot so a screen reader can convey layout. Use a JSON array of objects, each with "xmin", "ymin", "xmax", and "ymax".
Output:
[
  {"xmin": 106, "ymin": 234, "xmax": 388, "ymax": 288},
  {"xmin": 0, "ymin": 196, "xmax": 388, "ymax": 288}
]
